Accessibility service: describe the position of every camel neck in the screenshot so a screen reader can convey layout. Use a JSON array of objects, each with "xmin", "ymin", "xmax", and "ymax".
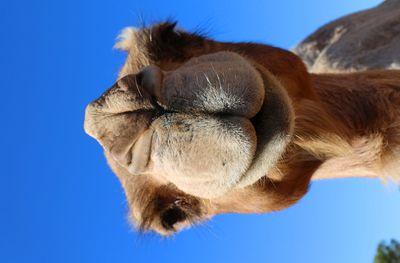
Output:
[{"xmin": 291, "ymin": 71, "xmax": 400, "ymax": 180}]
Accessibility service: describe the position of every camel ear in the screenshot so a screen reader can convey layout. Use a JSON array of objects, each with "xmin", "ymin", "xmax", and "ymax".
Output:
[
  {"xmin": 145, "ymin": 21, "xmax": 207, "ymax": 61},
  {"xmin": 114, "ymin": 27, "xmax": 138, "ymax": 51},
  {"xmin": 155, "ymin": 21, "xmax": 178, "ymax": 41}
]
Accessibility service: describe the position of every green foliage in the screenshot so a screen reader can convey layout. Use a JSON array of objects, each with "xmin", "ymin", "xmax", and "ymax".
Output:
[{"xmin": 374, "ymin": 239, "xmax": 400, "ymax": 263}]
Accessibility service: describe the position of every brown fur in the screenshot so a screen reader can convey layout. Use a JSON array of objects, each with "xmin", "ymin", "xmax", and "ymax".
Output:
[{"xmin": 84, "ymin": 22, "xmax": 400, "ymax": 235}]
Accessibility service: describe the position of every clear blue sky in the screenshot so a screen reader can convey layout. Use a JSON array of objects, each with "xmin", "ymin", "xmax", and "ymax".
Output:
[{"xmin": 1, "ymin": 0, "xmax": 399, "ymax": 262}]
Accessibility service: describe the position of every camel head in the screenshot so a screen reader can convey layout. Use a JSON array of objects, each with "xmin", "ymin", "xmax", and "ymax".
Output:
[{"xmin": 84, "ymin": 23, "xmax": 297, "ymax": 235}]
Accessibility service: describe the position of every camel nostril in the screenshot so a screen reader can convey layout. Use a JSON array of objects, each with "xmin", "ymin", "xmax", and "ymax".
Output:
[
  {"xmin": 137, "ymin": 65, "xmax": 164, "ymax": 100},
  {"xmin": 161, "ymin": 207, "xmax": 187, "ymax": 230}
]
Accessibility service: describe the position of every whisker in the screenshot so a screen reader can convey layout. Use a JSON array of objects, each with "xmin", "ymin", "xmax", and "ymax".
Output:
[
  {"xmin": 203, "ymin": 72, "xmax": 213, "ymax": 88},
  {"xmin": 210, "ymin": 63, "xmax": 223, "ymax": 92}
]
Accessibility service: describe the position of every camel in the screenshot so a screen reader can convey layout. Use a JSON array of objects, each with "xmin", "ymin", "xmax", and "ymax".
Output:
[
  {"xmin": 84, "ymin": 13, "xmax": 400, "ymax": 235},
  {"xmin": 294, "ymin": 0, "xmax": 400, "ymax": 72}
]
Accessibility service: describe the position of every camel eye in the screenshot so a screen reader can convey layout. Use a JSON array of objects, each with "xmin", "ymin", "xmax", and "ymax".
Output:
[{"xmin": 160, "ymin": 207, "xmax": 187, "ymax": 230}]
